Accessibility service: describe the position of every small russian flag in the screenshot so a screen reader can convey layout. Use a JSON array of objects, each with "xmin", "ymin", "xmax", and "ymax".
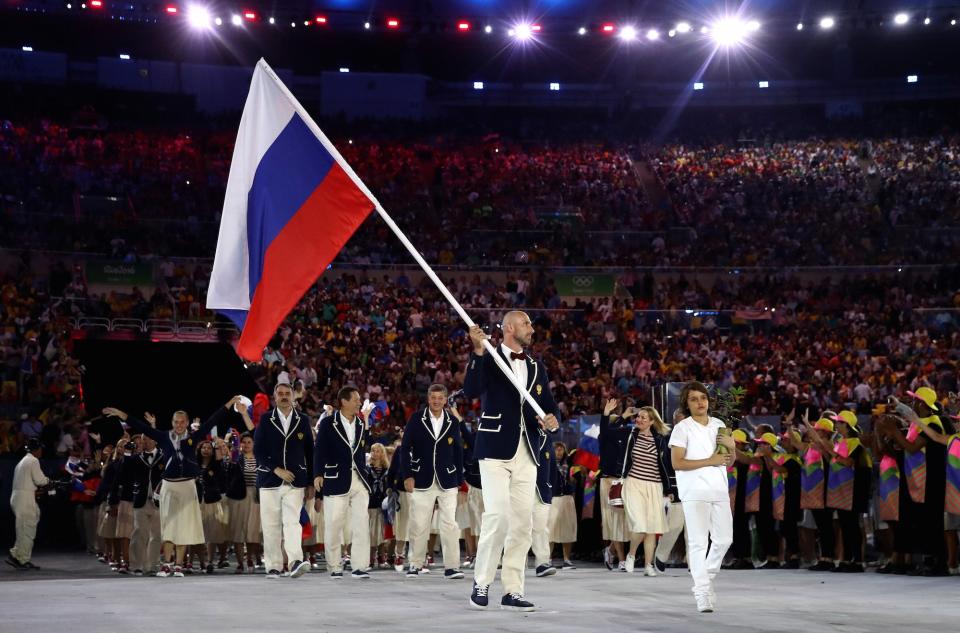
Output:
[{"xmin": 208, "ymin": 59, "xmax": 377, "ymax": 360}]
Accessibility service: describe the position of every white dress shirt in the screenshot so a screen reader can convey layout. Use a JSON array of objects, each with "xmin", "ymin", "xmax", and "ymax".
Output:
[
  {"xmin": 342, "ymin": 415, "xmax": 356, "ymax": 447},
  {"xmin": 277, "ymin": 407, "xmax": 294, "ymax": 434},
  {"xmin": 501, "ymin": 343, "xmax": 528, "ymax": 389},
  {"xmin": 429, "ymin": 412, "xmax": 444, "ymax": 439}
]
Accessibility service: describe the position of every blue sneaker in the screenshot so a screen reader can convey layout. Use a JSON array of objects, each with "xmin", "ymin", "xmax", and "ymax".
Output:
[
  {"xmin": 535, "ymin": 564, "xmax": 557, "ymax": 577},
  {"xmin": 330, "ymin": 571, "xmax": 343, "ymax": 579},
  {"xmin": 351, "ymin": 569, "xmax": 371, "ymax": 579},
  {"xmin": 469, "ymin": 582, "xmax": 489, "ymax": 609},
  {"xmin": 500, "ymin": 593, "xmax": 535, "ymax": 612},
  {"xmin": 406, "ymin": 567, "xmax": 420, "ymax": 578},
  {"xmin": 444, "ymin": 568, "xmax": 464, "ymax": 579}
]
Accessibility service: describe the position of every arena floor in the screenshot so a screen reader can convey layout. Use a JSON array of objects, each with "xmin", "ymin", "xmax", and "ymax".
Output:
[{"xmin": 1, "ymin": 553, "xmax": 952, "ymax": 633}]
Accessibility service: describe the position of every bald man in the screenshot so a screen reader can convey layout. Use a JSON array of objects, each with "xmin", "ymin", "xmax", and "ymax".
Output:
[{"xmin": 465, "ymin": 311, "xmax": 560, "ymax": 612}]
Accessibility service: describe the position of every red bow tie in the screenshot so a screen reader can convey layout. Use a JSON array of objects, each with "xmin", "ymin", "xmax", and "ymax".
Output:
[{"xmin": 510, "ymin": 351, "xmax": 527, "ymax": 361}]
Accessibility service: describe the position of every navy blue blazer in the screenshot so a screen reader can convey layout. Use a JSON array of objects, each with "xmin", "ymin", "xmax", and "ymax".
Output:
[
  {"xmin": 534, "ymin": 432, "xmax": 555, "ymax": 505},
  {"xmin": 313, "ymin": 411, "xmax": 372, "ymax": 497},
  {"xmin": 126, "ymin": 407, "xmax": 230, "ymax": 481},
  {"xmin": 463, "ymin": 345, "xmax": 560, "ymax": 465},
  {"xmin": 599, "ymin": 413, "xmax": 631, "ymax": 477},
  {"xmin": 460, "ymin": 420, "xmax": 482, "ymax": 489},
  {"xmin": 253, "ymin": 407, "xmax": 315, "ymax": 489},
  {"xmin": 400, "ymin": 407, "xmax": 464, "ymax": 490},
  {"xmin": 131, "ymin": 450, "xmax": 164, "ymax": 508}
]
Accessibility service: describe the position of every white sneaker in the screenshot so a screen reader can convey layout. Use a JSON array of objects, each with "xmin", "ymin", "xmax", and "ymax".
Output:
[
  {"xmin": 618, "ymin": 560, "xmax": 627, "ymax": 572},
  {"xmin": 695, "ymin": 593, "xmax": 713, "ymax": 613},
  {"xmin": 644, "ymin": 564, "xmax": 658, "ymax": 577},
  {"xmin": 709, "ymin": 589, "xmax": 717, "ymax": 609},
  {"xmin": 623, "ymin": 555, "xmax": 635, "ymax": 573}
]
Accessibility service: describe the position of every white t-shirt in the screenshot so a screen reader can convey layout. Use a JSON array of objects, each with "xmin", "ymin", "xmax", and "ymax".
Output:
[{"xmin": 668, "ymin": 416, "xmax": 728, "ymax": 502}]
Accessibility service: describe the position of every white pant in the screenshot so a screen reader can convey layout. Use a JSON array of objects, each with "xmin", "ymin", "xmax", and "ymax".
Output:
[
  {"xmin": 408, "ymin": 482, "xmax": 459, "ymax": 570},
  {"xmin": 130, "ymin": 503, "xmax": 162, "ymax": 572},
  {"xmin": 323, "ymin": 472, "xmax": 370, "ymax": 573},
  {"xmin": 530, "ymin": 501, "xmax": 552, "ymax": 567},
  {"xmin": 10, "ymin": 492, "xmax": 39, "ymax": 564},
  {"xmin": 681, "ymin": 500, "xmax": 733, "ymax": 596},
  {"xmin": 655, "ymin": 501, "xmax": 687, "ymax": 563},
  {"xmin": 474, "ymin": 444, "xmax": 537, "ymax": 595},
  {"xmin": 259, "ymin": 484, "xmax": 305, "ymax": 572}
]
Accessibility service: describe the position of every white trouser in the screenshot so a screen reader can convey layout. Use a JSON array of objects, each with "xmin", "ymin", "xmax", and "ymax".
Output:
[
  {"xmin": 323, "ymin": 472, "xmax": 370, "ymax": 573},
  {"xmin": 681, "ymin": 499, "xmax": 733, "ymax": 596},
  {"xmin": 473, "ymin": 444, "xmax": 537, "ymax": 595},
  {"xmin": 655, "ymin": 501, "xmax": 687, "ymax": 562},
  {"xmin": 530, "ymin": 501, "xmax": 552, "ymax": 567},
  {"xmin": 408, "ymin": 482, "xmax": 460, "ymax": 569},
  {"xmin": 10, "ymin": 492, "xmax": 40, "ymax": 564},
  {"xmin": 130, "ymin": 502, "xmax": 162, "ymax": 571},
  {"xmin": 259, "ymin": 484, "xmax": 305, "ymax": 572}
]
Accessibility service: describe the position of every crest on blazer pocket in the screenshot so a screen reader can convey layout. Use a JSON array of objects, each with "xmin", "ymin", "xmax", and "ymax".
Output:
[
  {"xmin": 448, "ymin": 437, "xmax": 454, "ymax": 445},
  {"xmin": 297, "ymin": 432, "xmax": 304, "ymax": 440},
  {"xmin": 536, "ymin": 385, "xmax": 542, "ymax": 395},
  {"xmin": 187, "ymin": 439, "xmax": 193, "ymax": 446}
]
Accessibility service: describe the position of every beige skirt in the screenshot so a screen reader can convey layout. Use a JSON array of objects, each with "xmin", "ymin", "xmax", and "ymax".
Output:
[
  {"xmin": 394, "ymin": 491, "xmax": 411, "ymax": 542},
  {"xmin": 97, "ymin": 502, "xmax": 117, "ymax": 539},
  {"xmin": 228, "ymin": 487, "xmax": 262, "ymax": 543},
  {"xmin": 114, "ymin": 500, "xmax": 135, "ymax": 539},
  {"xmin": 200, "ymin": 501, "xmax": 228, "ymax": 544},
  {"xmin": 600, "ymin": 477, "xmax": 630, "ymax": 541},
  {"xmin": 623, "ymin": 478, "xmax": 668, "ymax": 535},
  {"xmin": 548, "ymin": 495, "xmax": 578, "ymax": 544},
  {"xmin": 159, "ymin": 479, "xmax": 205, "ymax": 545},
  {"xmin": 369, "ymin": 508, "xmax": 385, "ymax": 546},
  {"xmin": 466, "ymin": 485, "xmax": 484, "ymax": 532},
  {"xmin": 456, "ymin": 491, "xmax": 471, "ymax": 531}
]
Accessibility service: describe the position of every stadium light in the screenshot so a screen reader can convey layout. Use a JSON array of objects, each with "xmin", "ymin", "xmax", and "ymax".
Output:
[
  {"xmin": 893, "ymin": 12, "xmax": 909, "ymax": 26},
  {"xmin": 712, "ymin": 18, "xmax": 749, "ymax": 46},
  {"xmin": 758, "ymin": 80, "xmax": 769, "ymax": 88},
  {"xmin": 119, "ymin": 53, "xmax": 131, "ymax": 60},
  {"xmin": 484, "ymin": 25, "xmax": 492, "ymax": 34},
  {"xmin": 796, "ymin": 22, "xmax": 804, "ymax": 31},
  {"xmin": 549, "ymin": 82, "xmax": 560, "ymax": 91},
  {"xmin": 214, "ymin": 16, "xmax": 222, "ymax": 25},
  {"xmin": 693, "ymin": 82, "xmax": 704, "ymax": 90},
  {"xmin": 907, "ymin": 74, "xmax": 918, "ymax": 83},
  {"xmin": 230, "ymin": 14, "xmax": 241, "ymax": 26},
  {"xmin": 303, "ymin": 20, "xmax": 310, "ymax": 26},
  {"xmin": 646, "ymin": 28, "xmax": 659, "ymax": 40},
  {"xmin": 363, "ymin": 21, "xmax": 370, "ymax": 29},
  {"xmin": 668, "ymin": 29, "xmax": 676, "ymax": 37},
  {"xmin": 577, "ymin": 26, "xmax": 587, "ymax": 35},
  {"xmin": 22, "ymin": 46, "xmax": 33, "ymax": 52},
  {"xmin": 512, "ymin": 23, "xmax": 533, "ymax": 40},
  {"xmin": 268, "ymin": 17, "xmax": 274, "ymax": 24},
  {"xmin": 89, "ymin": 0, "xmax": 103, "ymax": 8},
  {"xmin": 952, "ymin": 19, "xmax": 957, "ymax": 26},
  {"xmin": 601, "ymin": 23, "xmax": 615, "ymax": 34},
  {"xmin": 66, "ymin": 3, "xmax": 72, "ymax": 8},
  {"xmin": 339, "ymin": 67, "xmax": 350, "ymax": 73},
  {"xmin": 243, "ymin": 11, "xmax": 256, "ymax": 21},
  {"xmin": 676, "ymin": 21, "xmax": 691, "ymax": 34},
  {"xmin": 315, "ymin": 15, "xmax": 327, "ymax": 25},
  {"xmin": 618, "ymin": 25, "xmax": 637, "ymax": 41},
  {"xmin": 187, "ymin": 5, "xmax": 211, "ymax": 29},
  {"xmin": 165, "ymin": 5, "xmax": 178, "ymax": 15},
  {"xmin": 473, "ymin": 81, "xmax": 484, "ymax": 90},
  {"xmin": 457, "ymin": 21, "xmax": 470, "ymax": 32},
  {"xmin": 746, "ymin": 20, "xmax": 761, "ymax": 32},
  {"xmin": 819, "ymin": 16, "xmax": 835, "ymax": 30},
  {"xmin": 923, "ymin": 17, "xmax": 931, "ymax": 25},
  {"xmin": 386, "ymin": 18, "xmax": 400, "ymax": 29}
]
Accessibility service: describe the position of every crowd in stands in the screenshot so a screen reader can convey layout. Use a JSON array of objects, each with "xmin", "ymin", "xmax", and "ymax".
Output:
[{"xmin": 2, "ymin": 117, "xmax": 958, "ymax": 268}]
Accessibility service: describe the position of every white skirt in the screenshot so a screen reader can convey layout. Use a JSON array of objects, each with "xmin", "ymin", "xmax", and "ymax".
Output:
[
  {"xmin": 159, "ymin": 479, "xmax": 205, "ymax": 545},
  {"xmin": 200, "ymin": 501, "xmax": 228, "ymax": 544},
  {"xmin": 227, "ymin": 488, "xmax": 261, "ymax": 543},
  {"xmin": 622, "ymin": 478, "xmax": 668, "ymax": 535},
  {"xmin": 466, "ymin": 485, "xmax": 484, "ymax": 532},
  {"xmin": 394, "ymin": 491, "xmax": 411, "ymax": 542},
  {"xmin": 549, "ymin": 495, "xmax": 578, "ymax": 544},
  {"xmin": 369, "ymin": 508, "xmax": 385, "ymax": 546}
]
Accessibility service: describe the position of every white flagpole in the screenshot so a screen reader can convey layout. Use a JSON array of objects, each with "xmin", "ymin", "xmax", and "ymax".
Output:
[{"xmin": 255, "ymin": 59, "xmax": 548, "ymax": 420}]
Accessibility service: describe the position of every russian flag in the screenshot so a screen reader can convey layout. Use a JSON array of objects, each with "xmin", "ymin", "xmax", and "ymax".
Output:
[
  {"xmin": 207, "ymin": 59, "xmax": 377, "ymax": 360},
  {"xmin": 572, "ymin": 422, "xmax": 601, "ymax": 472}
]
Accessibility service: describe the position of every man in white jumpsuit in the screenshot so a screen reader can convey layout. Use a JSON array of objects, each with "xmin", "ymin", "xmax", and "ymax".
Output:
[{"xmin": 7, "ymin": 438, "xmax": 50, "ymax": 570}]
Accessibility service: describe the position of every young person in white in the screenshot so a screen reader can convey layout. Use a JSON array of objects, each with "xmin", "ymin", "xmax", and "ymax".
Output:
[
  {"xmin": 668, "ymin": 384, "xmax": 735, "ymax": 613},
  {"xmin": 7, "ymin": 440, "xmax": 49, "ymax": 568}
]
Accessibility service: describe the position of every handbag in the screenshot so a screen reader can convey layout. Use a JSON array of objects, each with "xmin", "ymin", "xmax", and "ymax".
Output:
[{"xmin": 608, "ymin": 479, "xmax": 625, "ymax": 507}]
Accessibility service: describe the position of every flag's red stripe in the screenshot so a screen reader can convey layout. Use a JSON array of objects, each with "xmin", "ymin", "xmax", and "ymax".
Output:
[{"xmin": 238, "ymin": 163, "xmax": 372, "ymax": 359}]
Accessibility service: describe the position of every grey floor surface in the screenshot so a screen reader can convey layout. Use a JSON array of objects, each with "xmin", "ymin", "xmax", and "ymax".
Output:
[{"xmin": 0, "ymin": 553, "xmax": 955, "ymax": 633}]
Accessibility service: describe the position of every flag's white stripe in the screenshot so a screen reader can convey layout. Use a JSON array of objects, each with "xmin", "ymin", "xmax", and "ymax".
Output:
[{"xmin": 207, "ymin": 61, "xmax": 296, "ymax": 311}]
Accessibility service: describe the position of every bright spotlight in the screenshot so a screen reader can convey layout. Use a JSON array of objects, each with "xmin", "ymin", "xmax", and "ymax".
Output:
[
  {"xmin": 907, "ymin": 74, "xmax": 918, "ymax": 83},
  {"xmin": 712, "ymin": 18, "xmax": 749, "ymax": 46},
  {"xmin": 700, "ymin": 25, "xmax": 710, "ymax": 34},
  {"xmin": 618, "ymin": 25, "xmax": 637, "ymax": 41},
  {"xmin": 952, "ymin": 19, "xmax": 958, "ymax": 26},
  {"xmin": 893, "ymin": 13, "xmax": 909, "ymax": 26},
  {"xmin": 473, "ymin": 81, "xmax": 484, "ymax": 90},
  {"xmin": 363, "ymin": 21, "xmax": 370, "ymax": 29},
  {"xmin": 758, "ymin": 80, "xmax": 769, "ymax": 88},
  {"xmin": 819, "ymin": 16, "xmax": 835, "ymax": 29},
  {"xmin": 796, "ymin": 22, "xmax": 803, "ymax": 30},
  {"xmin": 186, "ymin": 5, "xmax": 211, "ymax": 29},
  {"xmin": 646, "ymin": 28, "xmax": 659, "ymax": 40},
  {"xmin": 513, "ymin": 23, "xmax": 533, "ymax": 40},
  {"xmin": 668, "ymin": 29, "xmax": 676, "ymax": 37},
  {"xmin": 484, "ymin": 25, "xmax": 492, "ymax": 34},
  {"xmin": 693, "ymin": 82, "xmax": 704, "ymax": 90},
  {"xmin": 577, "ymin": 26, "xmax": 586, "ymax": 35},
  {"xmin": 676, "ymin": 21, "xmax": 691, "ymax": 34},
  {"xmin": 230, "ymin": 14, "xmax": 242, "ymax": 26},
  {"xmin": 923, "ymin": 17, "xmax": 931, "ymax": 25},
  {"xmin": 268, "ymin": 17, "xmax": 274, "ymax": 24},
  {"xmin": 22, "ymin": 46, "xmax": 33, "ymax": 52},
  {"xmin": 746, "ymin": 20, "xmax": 761, "ymax": 32},
  {"xmin": 214, "ymin": 16, "xmax": 221, "ymax": 25},
  {"xmin": 119, "ymin": 53, "xmax": 131, "ymax": 60},
  {"xmin": 549, "ymin": 82, "xmax": 560, "ymax": 91}
]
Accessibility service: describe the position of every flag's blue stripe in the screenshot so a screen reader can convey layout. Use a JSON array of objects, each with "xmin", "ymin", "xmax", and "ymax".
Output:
[
  {"xmin": 246, "ymin": 114, "xmax": 336, "ymax": 300},
  {"xmin": 218, "ymin": 308, "xmax": 248, "ymax": 330}
]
